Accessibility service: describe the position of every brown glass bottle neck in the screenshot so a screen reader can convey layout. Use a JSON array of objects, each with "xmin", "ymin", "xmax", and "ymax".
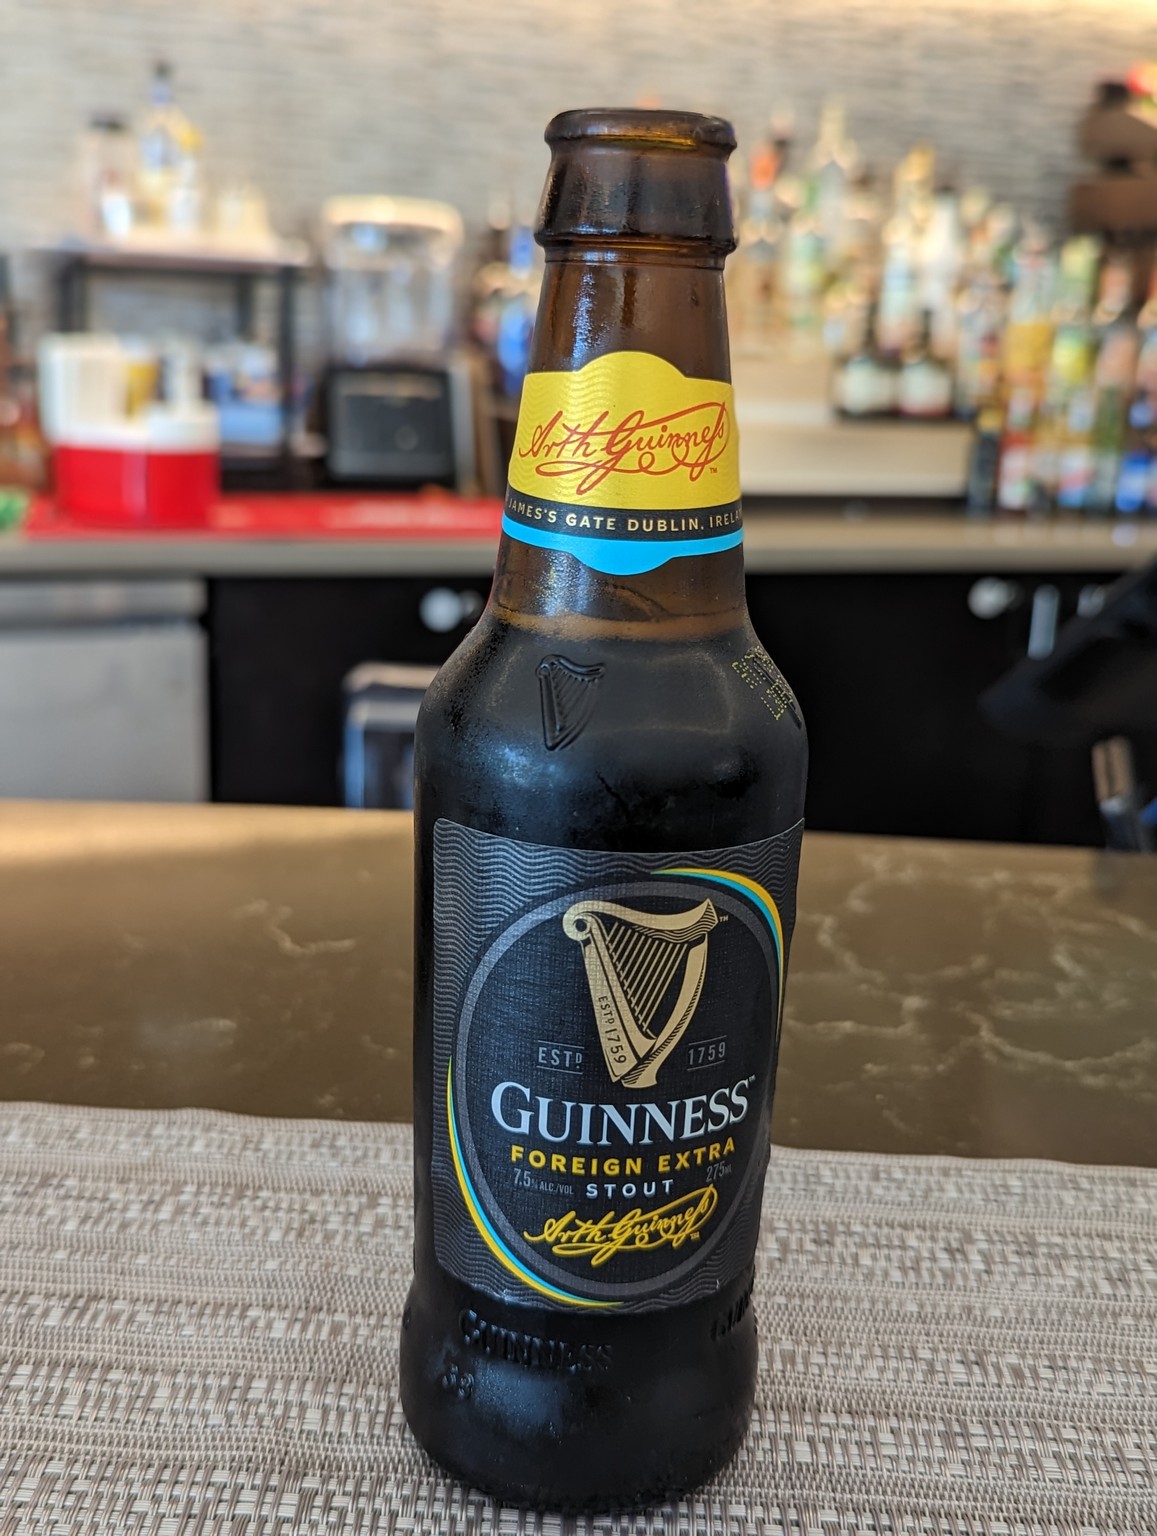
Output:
[
  {"xmin": 491, "ymin": 247, "xmax": 747, "ymax": 638},
  {"xmin": 529, "ymin": 246, "xmax": 732, "ymax": 378}
]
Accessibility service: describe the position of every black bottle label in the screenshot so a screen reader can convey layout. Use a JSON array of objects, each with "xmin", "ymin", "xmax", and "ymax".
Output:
[{"xmin": 430, "ymin": 817, "xmax": 802, "ymax": 1313}]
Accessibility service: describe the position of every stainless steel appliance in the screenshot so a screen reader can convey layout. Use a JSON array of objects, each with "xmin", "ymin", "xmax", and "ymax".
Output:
[
  {"xmin": 0, "ymin": 579, "xmax": 208, "ymax": 800},
  {"xmin": 319, "ymin": 197, "xmax": 475, "ymax": 489}
]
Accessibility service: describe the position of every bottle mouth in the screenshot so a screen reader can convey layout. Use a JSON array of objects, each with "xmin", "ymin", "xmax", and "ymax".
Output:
[
  {"xmin": 546, "ymin": 109, "xmax": 736, "ymax": 155},
  {"xmin": 537, "ymin": 109, "xmax": 737, "ymax": 255}
]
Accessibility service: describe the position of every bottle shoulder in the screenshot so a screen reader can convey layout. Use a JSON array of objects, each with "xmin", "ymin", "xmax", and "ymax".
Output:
[{"xmin": 415, "ymin": 612, "xmax": 807, "ymax": 850}]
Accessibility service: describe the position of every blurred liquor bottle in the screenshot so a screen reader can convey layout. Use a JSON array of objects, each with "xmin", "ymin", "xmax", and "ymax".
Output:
[
  {"xmin": 832, "ymin": 298, "xmax": 898, "ymax": 417},
  {"xmin": 996, "ymin": 231, "xmax": 1056, "ymax": 513},
  {"xmin": 493, "ymin": 225, "xmax": 540, "ymax": 398},
  {"xmin": 955, "ymin": 265, "xmax": 1007, "ymax": 420},
  {"xmin": 966, "ymin": 404, "xmax": 1005, "ymax": 513},
  {"xmin": 469, "ymin": 209, "xmax": 541, "ymax": 480},
  {"xmin": 807, "ymin": 100, "xmax": 861, "ymax": 275},
  {"xmin": 963, "ymin": 196, "xmax": 1016, "ymax": 512},
  {"xmin": 0, "ymin": 257, "xmax": 47, "ymax": 498},
  {"xmin": 919, "ymin": 185, "xmax": 964, "ymax": 361},
  {"xmin": 729, "ymin": 124, "xmax": 787, "ymax": 349},
  {"xmin": 1087, "ymin": 254, "xmax": 1141, "ymax": 516},
  {"xmin": 818, "ymin": 164, "xmax": 884, "ymax": 362},
  {"xmin": 136, "ymin": 61, "xmax": 205, "ymax": 235},
  {"xmin": 876, "ymin": 195, "xmax": 923, "ymax": 358},
  {"xmin": 897, "ymin": 310, "xmax": 953, "ymax": 419},
  {"xmin": 75, "ymin": 114, "xmax": 136, "ymax": 242},
  {"xmin": 1039, "ymin": 236, "xmax": 1100, "ymax": 513},
  {"xmin": 781, "ymin": 177, "xmax": 827, "ymax": 335},
  {"xmin": 1115, "ymin": 272, "xmax": 1157, "ymax": 514}
]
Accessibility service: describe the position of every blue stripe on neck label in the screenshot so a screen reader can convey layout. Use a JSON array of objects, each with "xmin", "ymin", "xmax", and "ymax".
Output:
[
  {"xmin": 502, "ymin": 516, "xmax": 744, "ymax": 575},
  {"xmin": 501, "ymin": 487, "xmax": 745, "ymax": 575}
]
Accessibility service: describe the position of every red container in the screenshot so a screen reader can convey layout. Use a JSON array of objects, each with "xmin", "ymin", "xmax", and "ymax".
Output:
[
  {"xmin": 53, "ymin": 442, "xmax": 151, "ymax": 526},
  {"xmin": 144, "ymin": 447, "xmax": 219, "ymax": 528},
  {"xmin": 52, "ymin": 418, "xmax": 219, "ymax": 530}
]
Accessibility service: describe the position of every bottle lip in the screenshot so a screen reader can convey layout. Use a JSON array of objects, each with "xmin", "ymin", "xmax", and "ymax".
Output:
[{"xmin": 546, "ymin": 109, "xmax": 736, "ymax": 154}]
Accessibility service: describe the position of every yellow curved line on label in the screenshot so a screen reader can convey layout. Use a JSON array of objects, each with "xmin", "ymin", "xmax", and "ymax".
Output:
[
  {"xmin": 508, "ymin": 350, "xmax": 740, "ymax": 511},
  {"xmin": 446, "ymin": 1062, "xmax": 617, "ymax": 1309},
  {"xmin": 659, "ymin": 867, "xmax": 785, "ymax": 1023}
]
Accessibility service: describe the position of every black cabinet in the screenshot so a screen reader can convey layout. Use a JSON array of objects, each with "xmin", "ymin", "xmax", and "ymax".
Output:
[
  {"xmin": 746, "ymin": 570, "xmax": 1115, "ymax": 847},
  {"xmin": 208, "ymin": 565, "xmax": 1123, "ymax": 844},
  {"xmin": 209, "ymin": 575, "xmax": 491, "ymax": 805}
]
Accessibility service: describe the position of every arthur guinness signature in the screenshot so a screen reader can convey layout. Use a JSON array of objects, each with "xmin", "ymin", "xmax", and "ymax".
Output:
[
  {"xmin": 519, "ymin": 403, "xmax": 731, "ymax": 496},
  {"xmin": 524, "ymin": 1186, "xmax": 719, "ymax": 1268}
]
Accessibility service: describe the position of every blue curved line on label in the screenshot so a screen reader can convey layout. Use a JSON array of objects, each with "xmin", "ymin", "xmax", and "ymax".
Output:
[
  {"xmin": 502, "ymin": 515, "xmax": 744, "ymax": 576},
  {"xmin": 659, "ymin": 869, "xmax": 781, "ymax": 963}
]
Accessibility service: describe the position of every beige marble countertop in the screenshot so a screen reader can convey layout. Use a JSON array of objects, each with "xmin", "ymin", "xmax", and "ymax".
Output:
[{"xmin": 0, "ymin": 801, "xmax": 1153, "ymax": 1164}]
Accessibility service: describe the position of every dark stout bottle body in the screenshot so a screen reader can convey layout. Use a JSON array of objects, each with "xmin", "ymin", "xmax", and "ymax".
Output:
[{"xmin": 400, "ymin": 109, "xmax": 807, "ymax": 1510}]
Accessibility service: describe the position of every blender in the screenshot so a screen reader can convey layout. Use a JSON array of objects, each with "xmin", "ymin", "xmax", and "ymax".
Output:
[{"xmin": 319, "ymin": 196, "xmax": 476, "ymax": 489}]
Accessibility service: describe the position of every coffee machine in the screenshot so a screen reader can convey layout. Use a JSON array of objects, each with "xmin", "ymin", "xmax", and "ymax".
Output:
[{"xmin": 319, "ymin": 196, "xmax": 477, "ymax": 489}]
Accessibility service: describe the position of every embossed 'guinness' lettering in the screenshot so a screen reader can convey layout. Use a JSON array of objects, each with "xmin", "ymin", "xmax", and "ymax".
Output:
[
  {"xmin": 711, "ymin": 1272, "xmax": 756, "ymax": 1340},
  {"xmin": 459, "ymin": 1308, "xmax": 614, "ymax": 1373}
]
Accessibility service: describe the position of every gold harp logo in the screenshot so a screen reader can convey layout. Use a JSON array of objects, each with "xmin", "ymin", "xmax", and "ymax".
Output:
[{"xmin": 562, "ymin": 898, "xmax": 719, "ymax": 1089}]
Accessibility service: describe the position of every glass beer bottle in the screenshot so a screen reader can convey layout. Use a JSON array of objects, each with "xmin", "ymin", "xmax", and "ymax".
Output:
[{"xmin": 401, "ymin": 109, "xmax": 808, "ymax": 1509}]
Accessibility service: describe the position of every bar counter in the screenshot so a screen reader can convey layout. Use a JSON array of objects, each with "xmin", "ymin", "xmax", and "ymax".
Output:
[
  {"xmin": 2, "ymin": 800, "xmax": 1154, "ymax": 1166},
  {"xmin": 1, "ymin": 511, "xmax": 1156, "ymax": 576}
]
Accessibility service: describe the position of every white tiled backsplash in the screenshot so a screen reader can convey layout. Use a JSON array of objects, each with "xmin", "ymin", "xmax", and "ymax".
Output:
[{"xmin": 0, "ymin": 0, "xmax": 1146, "ymax": 257}]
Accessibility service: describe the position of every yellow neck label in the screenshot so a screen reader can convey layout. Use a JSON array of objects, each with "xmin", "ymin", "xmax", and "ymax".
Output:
[{"xmin": 504, "ymin": 351, "xmax": 742, "ymax": 575}]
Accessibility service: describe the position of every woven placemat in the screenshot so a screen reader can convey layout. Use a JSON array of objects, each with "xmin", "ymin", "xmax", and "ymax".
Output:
[{"xmin": 0, "ymin": 1103, "xmax": 1153, "ymax": 1535}]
